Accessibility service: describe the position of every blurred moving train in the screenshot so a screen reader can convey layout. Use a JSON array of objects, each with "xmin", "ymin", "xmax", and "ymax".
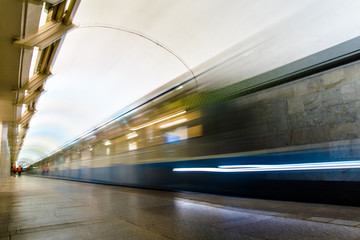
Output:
[{"xmin": 28, "ymin": 36, "xmax": 360, "ymax": 205}]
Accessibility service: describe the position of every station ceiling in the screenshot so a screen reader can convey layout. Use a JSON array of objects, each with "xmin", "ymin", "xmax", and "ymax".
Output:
[{"xmin": 2, "ymin": 0, "xmax": 360, "ymax": 166}]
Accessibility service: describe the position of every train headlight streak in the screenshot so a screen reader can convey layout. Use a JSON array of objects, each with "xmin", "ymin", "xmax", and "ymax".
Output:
[{"xmin": 173, "ymin": 160, "xmax": 360, "ymax": 172}]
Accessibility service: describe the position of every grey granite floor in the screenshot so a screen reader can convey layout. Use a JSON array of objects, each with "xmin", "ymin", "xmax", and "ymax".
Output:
[{"xmin": 1, "ymin": 176, "xmax": 360, "ymax": 240}]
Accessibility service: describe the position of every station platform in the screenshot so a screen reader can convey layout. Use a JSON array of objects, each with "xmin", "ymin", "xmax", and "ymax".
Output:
[{"xmin": 1, "ymin": 176, "xmax": 360, "ymax": 240}]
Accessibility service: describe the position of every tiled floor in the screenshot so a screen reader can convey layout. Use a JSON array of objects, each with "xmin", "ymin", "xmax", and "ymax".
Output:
[{"xmin": 1, "ymin": 176, "xmax": 360, "ymax": 239}]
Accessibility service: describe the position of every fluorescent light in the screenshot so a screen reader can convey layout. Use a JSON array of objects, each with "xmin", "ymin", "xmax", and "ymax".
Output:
[
  {"xmin": 127, "ymin": 132, "xmax": 138, "ymax": 139},
  {"xmin": 39, "ymin": 3, "xmax": 48, "ymax": 27},
  {"xmin": 21, "ymin": 104, "xmax": 26, "ymax": 115},
  {"xmin": 104, "ymin": 140, "xmax": 111, "ymax": 146},
  {"xmin": 65, "ymin": 0, "xmax": 71, "ymax": 11},
  {"xmin": 29, "ymin": 47, "xmax": 39, "ymax": 78},
  {"xmin": 160, "ymin": 118, "xmax": 187, "ymax": 129},
  {"xmin": 173, "ymin": 160, "xmax": 360, "ymax": 173},
  {"xmin": 130, "ymin": 110, "xmax": 186, "ymax": 131}
]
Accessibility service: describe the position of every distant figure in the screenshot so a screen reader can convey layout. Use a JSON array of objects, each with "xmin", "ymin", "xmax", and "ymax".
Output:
[
  {"xmin": 12, "ymin": 165, "xmax": 17, "ymax": 176},
  {"xmin": 17, "ymin": 165, "xmax": 22, "ymax": 177},
  {"xmin": 42, "ymin": 165, "xmax": 49, "ymax": 175}
]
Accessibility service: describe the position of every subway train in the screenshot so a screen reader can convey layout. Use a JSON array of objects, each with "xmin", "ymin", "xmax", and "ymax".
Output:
[{"xmin": 28, "ymin": 36, "xmax": 360, "ymax": 205}]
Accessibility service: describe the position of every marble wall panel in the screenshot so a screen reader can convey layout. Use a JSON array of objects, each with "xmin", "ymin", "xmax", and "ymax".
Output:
[{"xmin": 207, "ymin": 61, "xmax": 360, "ymax": 154}]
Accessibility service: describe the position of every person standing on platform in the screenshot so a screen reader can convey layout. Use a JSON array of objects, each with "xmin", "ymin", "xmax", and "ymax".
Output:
[
  {"xmin": 17, "ymin": 165, "xmax": 22, "ymax": 177},
  {"xmin": 12, "ymin": 165, "xmax": 17, "ymax": 176}
]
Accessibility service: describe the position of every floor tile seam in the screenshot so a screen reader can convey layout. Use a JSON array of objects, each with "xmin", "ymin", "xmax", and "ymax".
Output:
[
  {"xmin": 10, "ymin": 209, "xmax": 88, "ymax": 220},
  {"xmin": 270, "ymin": 213, "xmax": 360, "ymax": 229},
  {"xmin": 97, "ymin": 212, "xmax": 175, "ymax": 240},
  {"xmin": 272, "ymin": 215, "xmax": 360, "ymax": 229},
  {"xmin": 8, "ymin": 194, "xmax": 69, "ymax": 199},
  {"xmin": 276, "ymin": 213, "xmax": 360, "ymax": 228},
  {"xmin": 53, "ymin": 204, "xmax": 87, "ymax": 210},
  {"xmin": 306, "ymin": 217, "xmax": 360, "ymax": 228},
  {"xmin": 9, "ymin": 215, "xmax": 57, "ymax": 222},
  {"xmin": 45, "ymin": 194, "xmax": 99, "ymax": 211},
  {"xmin": 217, "ymin": 214, "xmax": 359, "ymax": 236},
  {"xmin": 144, "ymin": 217, "xmax": 264, "ymax": 240},
  {"xmin": 69, "ymin": 200, "xmax": 124, "ymax": 218},
  {"xmin": 9, "ymin": 204, "xmax": 85, "ymax": 212},
  {"xmin": 10, "ymin": 200, "xmax": 76, "ymax": 206},
  {"xmin": 8, "ymin": 217, "xmax": 115, "ymax": 236}
]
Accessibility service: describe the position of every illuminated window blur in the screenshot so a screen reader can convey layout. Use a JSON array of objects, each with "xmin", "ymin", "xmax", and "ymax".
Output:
[{"xmin": 129, "ymin": 142, "xmax": 137, "ymax": 151}]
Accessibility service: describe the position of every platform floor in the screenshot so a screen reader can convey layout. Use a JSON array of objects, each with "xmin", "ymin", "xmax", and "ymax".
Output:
[{"xmin": 1, "ymin": 176, "xmax": 360, "ymax": 240}]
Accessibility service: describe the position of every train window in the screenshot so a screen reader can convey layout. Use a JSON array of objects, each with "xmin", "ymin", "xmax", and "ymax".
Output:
[
  {"xmin": 58, "ymin": 155, "xmax": 64, "ymax": 163},
  {"xmin": 129, "ymin": 142, "xmax": 137, "ymax": 151},
  {"xmin": 188, "ymin": 125, "xmax": 203, "ymax": 138},
  {"xmin": 81, "ymin": 148, "xmax": 92, "ymax": 160},
  {"xmin": 71, "ymin": 151, "xmax": 79, "ymax": 161},
  {"xmin": 64, "ymin": 155, "xmax": 70, "ymax": 164},
  {"xmin": 164, "ymin": 126, "xmax": 188, "ymax": 143}
]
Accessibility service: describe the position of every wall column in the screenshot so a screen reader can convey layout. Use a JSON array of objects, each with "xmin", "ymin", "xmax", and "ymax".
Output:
[{"xmin": 0, "ymin": 122, "xmax": 10, "ymax": 187}]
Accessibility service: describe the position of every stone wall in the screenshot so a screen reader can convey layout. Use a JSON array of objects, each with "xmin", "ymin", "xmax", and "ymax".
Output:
[
  {"xmin": 203, "ymin": 60, "xmax": 360, "ymax": 159},
  {"xmin": 238, "ymin": 60, "xmax": 360, "ymax": 157}
]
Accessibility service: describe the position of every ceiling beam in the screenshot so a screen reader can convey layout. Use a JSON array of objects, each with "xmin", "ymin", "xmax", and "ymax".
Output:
[
  {"xmin": 15, "ymin": 110, "xmax": 35, "ymax": 126},
  {"xmin": 20, "ymin": 73, "xmax": 51, "ymax": 93},
  {"xmin": 10, "ymin": 0, "xmax": 81, "ymax": 163},
  {"xmin": 13, "ymin": 20, "xmax": 75, "ymax": 50},
  {"xmin": 17, "ymin": 89, "xmax": 44, "ymax": 105}
]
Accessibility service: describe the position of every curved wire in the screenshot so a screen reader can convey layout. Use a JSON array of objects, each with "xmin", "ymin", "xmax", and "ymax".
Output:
[{"xmin": 76, "ymin": 24, "xmax": 197, "ymax": 85}]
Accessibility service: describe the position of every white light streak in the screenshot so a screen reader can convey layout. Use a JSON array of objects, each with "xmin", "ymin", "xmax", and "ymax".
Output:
[
  {"xmin": 130, "ymin": 111, "xmax": 186, "ymax": 131},
  {"xmin": 160, "ymin": 118, "xmax": 187, "ymax": 129},
  {"xmin": 104, "ymin": 140, "xmax": 111, "ymax": 146},
  {"xmin": 173, "ymin": 160, "xmax": 360, "ymax": 173},
  {"xmin": 29, "ymin": 47, "xmax": 39, "ymax": 78},
  {"xmin": 127, "ymin": 132, "xmax": 138, "ymax": 139},
  {"xmin": 39, "ymin": 3, "xmax": 48, "ymax": 27},
  {"xmin": 65, "ymin": 0, "xmax": 71, "ymax": 11}
]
